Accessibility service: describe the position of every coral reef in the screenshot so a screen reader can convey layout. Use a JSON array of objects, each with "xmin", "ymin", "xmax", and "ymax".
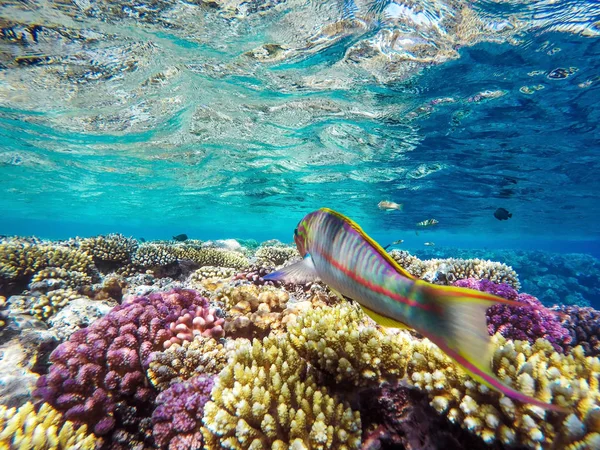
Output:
[
  {"xmin": 29, "ymin": 289, "xmax": 82, "ymax": 322},
  {"xmin": 175, "ymin": 247, "xmax": 250, "ymax": 270},
  {"xmin": 79, "ymin": 234, "xmax": 138, "ymax": 265},
  {"xmin": 202, "ymin": 335, "xmax": 362, "ymax": 449},
  {"xmin": 164, "ymin": 304, "xmax": 225, "ymax": 347},
  {"xmin": 215, "ymin": 284, "xmax": 290, "ymax": 338},
  {"xmin": 454, "ymin": 278, "xmax": 571, "ymax": 352},
  {"xmin": 286, "ymin": 303, "xmax": 411, "ymax": 386},
  {"xmin": 148, "ymin": 336, "xmax": 227, "ymax": 391},
  {"xmin": 254, "ymin": 244, "xmax": 300, "ymax": 267},
  {"xmin": 389, "ymin": 250, "xmax": 520, "ymax": 289},
  {"xmin": 30, "ymin": 267, "xmax": 93, "ymax": 290},
  {"xmin": 558, "ymin": 306, "xmax": 600, "ymax": 357},
  {"xmin": 0, "ymin": 402, "xmax": 98, "ymax": 449},
  {"xmin": 33, "ymin": 289, "xmax": 211, "ymax": 441},
  {"xmin": 152, "ymin": 375, "xmax": 214, "ymax": 450},
  {"xmin": 132, "ymin": 243, "xmax": 178, "ymax": 268}
]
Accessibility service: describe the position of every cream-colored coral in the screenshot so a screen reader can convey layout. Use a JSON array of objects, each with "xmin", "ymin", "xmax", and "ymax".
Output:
[
  {"xmin": 0, "ymin": 402, "xmax": 98, "ymax": 449},
  {"xmin": 409, "ymin": 335, "xmax": 600, "ymax": 449},
  {"xmin": 286, "ymin": 303, "xmax": 412, "ymax": 386},
  {"xmin": 148, "ymin": 336, "xmax": 227, "ymax": 391},
  {"xmin": 29, "ymin": 289, "xmax": 81, "ymax": 321},
  {"xmin": 79, "ymin": 234, "xmax": 138, "ymax": 263},
  {"xmin": 189, "ymin": 266, "xmax": 237, "ymax": 292},
  {"xmin": 254, "ymin": 245, "xmax": 300, "ymax": 267},
  {"xmin": 174, "ymin": 247, "xmax": 249, "ymax": 270},
  {"xmin": 132, "ymin": 243, "xmax": 177, "ymax": 267},
  {"xmin": 202, "ymin": 335, "xmax": 361, "ymax": 449},
  {"xmin": 388, "ymin": 250, "xmax": 520, "ymax": 289},
  {"xmin": 214, "ymin": 284, "xmax": 290, "ymax": 338}
]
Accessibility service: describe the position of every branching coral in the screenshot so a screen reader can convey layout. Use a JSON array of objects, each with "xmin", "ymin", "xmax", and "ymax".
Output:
[
  {"xmin": 215, "ymin": 284, "xmax": 290, "ymax": 338},
  {"xmin": 286, "ymin": 303, "xmax": 412, "ymax": 386},
  {"xmin": 189, "ymin": 266, "xmax": 236, "ymax": 293},
  {"xmin": 388, "ymin": 250, "xmax": 520, "ymax": 289},
  {"xmin": 174, "ymin": 247, "xmax": 250, "ymax": 270},
  {"xmin": 0, "ymin": 401, "xmax": 98, "ymax": 449},
  {"xmin": 79, "ymin": 234, "xmax": 138, "ymax": 264},
  {"xmin": 148, "ymin": 336, "xmax": 227, "ymax": 391},
  {"xmin": 202, "ymin": 335, "xmax": 362, "ymax": 449},
  {"xmin": 254, "ymin": 244, "xmax": 300, "ymax": 267},
  {"xmin": 152, "ymin": 375, "xmax": 214, "ymax": 450},
  {"xmin": 132, "ymin": 243, "xmax": 178, "ymax": 267},
  {"xmin": 454, "ymin": 278, "xmax": 572, "ymax": 352},
  {"xmin": 33, "ymin": 289, "xmax": 211, "ymax": 441},
  {"xmin": 30, "ymin": 267, "xmax": 92, "ymax": 290}
]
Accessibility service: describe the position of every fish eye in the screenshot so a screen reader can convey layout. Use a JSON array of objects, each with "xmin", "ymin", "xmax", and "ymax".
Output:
[{"xmin": 294, "ymin": 227, "xmax": 298, "ymax": 236}]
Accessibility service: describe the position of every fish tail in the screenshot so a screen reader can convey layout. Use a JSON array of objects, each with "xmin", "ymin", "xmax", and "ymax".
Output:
[{"xmin": 413, "ymin": 281, "xmax": 569, "ymax": 413}]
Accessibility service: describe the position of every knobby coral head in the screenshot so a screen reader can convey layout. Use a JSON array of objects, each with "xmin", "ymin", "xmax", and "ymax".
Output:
[
  {"xmin": 33, "ymin": 288, "xmax": 219, "ymax": 440},
  {"xmin": 453, "ymin": 278, "xmax": 571, "ymax": 352}
]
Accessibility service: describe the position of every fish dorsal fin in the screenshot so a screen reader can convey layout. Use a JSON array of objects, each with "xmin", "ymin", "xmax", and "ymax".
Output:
[
  {"xmin": 359, "ymin": 304, "xmax": 410, "ymax": 329},
  {"xmin": 319, "ymin": 208, "xmax": 415, "ymax": 280}
]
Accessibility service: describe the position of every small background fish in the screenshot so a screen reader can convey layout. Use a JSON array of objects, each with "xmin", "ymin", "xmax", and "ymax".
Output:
[{"xmin": 378, "ymin": 200, "xmax": 403, "ymax": 211}]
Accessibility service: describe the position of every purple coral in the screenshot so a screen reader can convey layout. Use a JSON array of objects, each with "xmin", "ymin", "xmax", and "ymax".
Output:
[
  {"xmin": 165, "ymin": 306, "xmax": 224, "ymax": 348},
  {"xmin": 454, "ymin": 278, "xmax": 571, "ymax": 352},
  {"xmin": 557, "ymin": 305, "xmax": 600, "ymax": 356},
  {"xmin": 34, "ymin": 289, "xmax": 213, "ymax": 439},
  {"xmin": 152, "ymin": 375, "xmax": 214, "ymax": 450}
]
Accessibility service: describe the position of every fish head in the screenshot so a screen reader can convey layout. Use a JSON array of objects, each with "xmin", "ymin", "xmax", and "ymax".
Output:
[{"xmin": 293, "ymin": 218, "xmax": 310, "ymax": 256}]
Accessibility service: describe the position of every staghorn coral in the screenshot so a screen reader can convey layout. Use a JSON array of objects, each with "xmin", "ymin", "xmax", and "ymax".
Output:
[
  {"xmin": 215, "ymin": 284, "xmax": 290, "ymax": 338},
  {"xmin": 0, "ymin": 401, "xmax": 98, "ymax": 449},
  {"xmin": 202, "ymin": 335, "xmax": 362, "ymax": 449},
  {"xmin": 286, "ymin": 303, "xmax": 412, "ymax": 386},
  {"xmin": 33, "ymin": 289, "xmax": 211, "ymax": 441},
  {"xmin": 79, "ymin": 234, "xmax": 138, "ymax": 264},
  {"xmin": 152, "ymin": 375, "xmax": 214, "ymax": 450},
  {"xmin": 254, "ymin": 244, "xmax": 300, "ymax": 267},
  {"xmin": 164, "ymin": 305, "xmax": 225, "ymax": 347},
  {"xmin": 388, "ymin": 250, "xmax": 520, "ymax": 289},
  {"xmin": 559, "ymin": 306, "xmax": 600, "ymax": 357},
  {"xmin": 454, "ymin": 278, "xmax": 572, "ymax": 352},
  {"xmin": 148, "ymin": 336, "xmax": 227, "ymax": 391},
  {"xmin": 29, "ymin": 288, "xmax": 82, "ymax": 321},
  {"xmin": 409, "ymin": 335, "xmax": 600, "ymax": 449},
  {"xmin": 132, "ymin": 243, "xmax": 178, "ymax": 268}
]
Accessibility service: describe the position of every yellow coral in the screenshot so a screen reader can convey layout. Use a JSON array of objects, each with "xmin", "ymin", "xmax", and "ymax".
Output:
[
  {"xmin": 0, "ymin": 402, "xmax": 98, "ymax": 449},
  {"xmin": 148, "ymin": 336, "xmax": 227, "ymax": 391},
  {"xmin": 202, "ymin": 335, "xmax": 361, "ymax": 449},
  {"xmin": 189, "ymin": 266, "xmax": 236, "ymax": 293},
  {"xmin": 29, "ymin": 289, "xmax": 81, "ymax": 321},
  {"xmin": 174, "ymin": 247, "xmax": 249, "ymax": 270},
  {"xmin": 79, "ymin": 234, "xmax": 137, "ymax": 263},
  {"xmin": 286, "ymin": 303, "xmax": 412, "ymax": 386},
  {"xmin": 254, "ymin": 245, "xmax": 300, "ymax": 267},
  {"xmin": 30, "ymin": 267, "xmax": 92, "ymax": 289}
]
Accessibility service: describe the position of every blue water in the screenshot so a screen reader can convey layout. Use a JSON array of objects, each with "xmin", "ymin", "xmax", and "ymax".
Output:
[{"xmin": 0, "ymin": 0, "xmax": 599, "ymax": 251}]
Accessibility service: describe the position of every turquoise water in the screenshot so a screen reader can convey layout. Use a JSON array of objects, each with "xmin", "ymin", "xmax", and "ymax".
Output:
[{"xmin": 1, "ymin": 0, "xmax": 599, "ymax": 249}]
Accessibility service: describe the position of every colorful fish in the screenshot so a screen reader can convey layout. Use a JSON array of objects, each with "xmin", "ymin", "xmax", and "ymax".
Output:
[
  {"xmin": 417, "ymin": 218, "xmax": 438, "ymax": 227},
  {"xmin": 265, "ymin": 208, "xmax": 567, "ymax": 412}
]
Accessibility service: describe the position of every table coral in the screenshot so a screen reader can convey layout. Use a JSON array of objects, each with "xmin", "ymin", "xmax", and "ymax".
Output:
[
  {"xmin": 286, "ymin": 303, "xmax": 412, "ymax": 386},
  {"xmin": 0, "ymin": 401, "xmax": 98, "ymax": 449},
  {"xmin": 202, "ymin": 335, "xmax": 362, "ymax": 449},
  {"xmin": 152, "ymin": 375, "xmax": 214, "ymax": 450},
  {"xmin": 148, "ymin": 336, "xmax": 227, "ymax": 391},
  {"xmin": 454, "ymin": 278, "xmax": 572, "ymax": 352},
  {"xmin": 558, "ymin": 306, "xmax": 600, "ymax": 357},
  {"xmin": 215, "ymin": 284, "xmax": 290, "ymax": 338},
  {"xmin": 33, "ymin": 289, "xmax": 211, "ymax": 442}
]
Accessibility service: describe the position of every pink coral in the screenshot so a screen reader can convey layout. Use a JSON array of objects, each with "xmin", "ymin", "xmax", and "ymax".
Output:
[
  {"xmin": 165, "ymin": 306, "xmax": 224, "ymax": 348},
  {"xmin": 34, "ymin": 289, "xmax": 213, "ymax": 443}
]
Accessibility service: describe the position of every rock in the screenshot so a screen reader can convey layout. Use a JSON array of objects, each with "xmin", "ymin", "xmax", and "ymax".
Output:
[{"xmin": 48, "ymin": 298, "xmax": 116, "ymax": 341}]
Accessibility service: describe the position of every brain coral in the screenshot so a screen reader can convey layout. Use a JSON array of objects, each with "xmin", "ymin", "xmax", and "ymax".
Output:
[
  {"xmin": 202, "ymin": 335, "xmax": 362, "ymax": 449},
  {"xmin": 33, "ymin": 289, "xmax": 212, "ymax": 441},
  {"xmin": 0, "ymin": 401, "xmax": 97, "ymax": 449},
  {"xmin": 152, "ymin": 375, "xmax": 214, "ymax": 450}
]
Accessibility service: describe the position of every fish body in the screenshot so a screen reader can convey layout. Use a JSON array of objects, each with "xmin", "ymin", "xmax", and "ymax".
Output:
[
  {"xmin": 383, "ymin": 239, "xmax": 404, "ymax": 250},
  {"xmin": 172, "ymin": 234, "xmax": 188, "ymax": 242},
  {"xmin": 494, "ymin": 208, "xmax": 512, "ymax": 221},
  {"xmin": 416, "ymin": 218, "xmax": 438, "ymax": 227},
  {"xmin": 424, "ymin": 242, "xmax": 435, "ymax": 246},
  {"xmin": 378, "ymin": 200, "xmax": 403, "ymax": 211},
  {"xmin": 265, "ymin": 208, "xmax": 566, "ymax": 412}
]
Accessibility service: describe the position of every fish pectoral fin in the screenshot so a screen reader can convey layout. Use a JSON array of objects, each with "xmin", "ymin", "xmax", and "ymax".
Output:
[
  {"xmin": 263, "ymin": 254, "xmax": 319, "ymax": 284},
  {"xmin": 359, "ymin": 304, "xmax": 410, "ymax": 329}
]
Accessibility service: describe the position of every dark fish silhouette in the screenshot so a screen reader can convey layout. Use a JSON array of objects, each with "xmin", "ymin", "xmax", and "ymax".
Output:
[
  {"xmin": 139, "ymin": 237, "xmax": 146, "ymax": 243},
  {"xmin": 173, "ymin": 234, "xmax": 188, "ymax": 241},
  {"xmin": 494, "ymin": 208, "xmax": 512, "ymax": 221}
]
